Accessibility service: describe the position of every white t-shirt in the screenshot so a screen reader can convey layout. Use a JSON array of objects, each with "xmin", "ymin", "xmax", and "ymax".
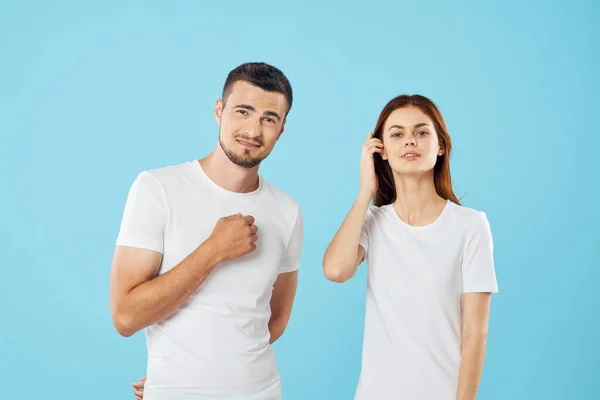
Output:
[
  {"xmin": 115, "ymin": 160, "xmax": 303, "ymax": 400},
  {"xmin": 355, "ymin": 200, "xmax": 498, "ymax": 400}
]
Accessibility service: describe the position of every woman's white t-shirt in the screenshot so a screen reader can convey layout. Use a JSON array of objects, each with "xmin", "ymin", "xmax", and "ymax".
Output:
[{"xmin": 355, "ymin": 201, "xmax": 498, "ymax": 400}]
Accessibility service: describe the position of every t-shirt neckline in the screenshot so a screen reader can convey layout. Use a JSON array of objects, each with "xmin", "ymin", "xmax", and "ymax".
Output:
[
  {"xmin": 191, "ymin": 160, "xmax": 263, "ymax": 197},
  {"xmin": 384, "ymin": 199, "xmax": 452, "ymax": 230}
]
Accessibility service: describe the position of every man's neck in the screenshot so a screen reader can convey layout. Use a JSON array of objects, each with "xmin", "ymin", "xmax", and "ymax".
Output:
[{"xmin": 199, "ymin": 148, "xmax": 260, "ymax": 194}]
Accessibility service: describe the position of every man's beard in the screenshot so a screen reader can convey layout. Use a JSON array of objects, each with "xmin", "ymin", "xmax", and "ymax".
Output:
[{"xmin": 219, "ymin": 134, "xmax": 265, "ymax": 169}]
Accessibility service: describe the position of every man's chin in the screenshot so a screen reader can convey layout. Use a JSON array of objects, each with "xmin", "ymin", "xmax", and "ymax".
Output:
[
  {"xmin": 219, "ymin": 139, "xmax": 264, "ymax": 168},
  {"xmin": 230, "ymin": 154, "xmax": 263, "ymax": 169}
]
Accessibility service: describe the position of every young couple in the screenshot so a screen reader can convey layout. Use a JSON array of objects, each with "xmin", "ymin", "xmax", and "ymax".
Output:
[{"xmin": 110, "ymin": 62, "xmax": 498, "ymax": 400}]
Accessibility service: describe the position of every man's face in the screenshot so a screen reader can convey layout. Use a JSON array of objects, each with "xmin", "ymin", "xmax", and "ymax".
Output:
[{"xmin": 215, "ymin": 81, "xmax": 288, "ymax": 168}]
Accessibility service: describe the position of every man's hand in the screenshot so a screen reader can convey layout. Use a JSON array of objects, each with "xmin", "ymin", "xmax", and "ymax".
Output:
[
  {"xmin": 132, "ymin": 376, "xmax": 146, "ymax": 400},
  {"xmin": 207, "ymin": 214, "xmax": 258, "ymax": 262}
]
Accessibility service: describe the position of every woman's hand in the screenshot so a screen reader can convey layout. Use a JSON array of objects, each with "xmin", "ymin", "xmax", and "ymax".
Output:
[{"xmin": 360, "ymin": 132, "xmax": 383, "ymax": 198}]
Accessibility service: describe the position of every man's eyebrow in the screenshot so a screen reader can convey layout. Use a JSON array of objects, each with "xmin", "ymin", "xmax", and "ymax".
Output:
[
  {"xmin": 234, "ymin": 104, "xmax": 256, "ymax": 112},
  {"xmin": 264, "ymin": 110, "xmax": 282, "ymax": 121},
  {"xmin": 234, "ymin": 105, "xmax": 281, "ymax": 121}
]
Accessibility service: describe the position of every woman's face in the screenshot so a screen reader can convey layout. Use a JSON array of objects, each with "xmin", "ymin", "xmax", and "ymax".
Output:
[{"xmin": 380, "ymin": 106, "xmax": 444, "ymax": 176}]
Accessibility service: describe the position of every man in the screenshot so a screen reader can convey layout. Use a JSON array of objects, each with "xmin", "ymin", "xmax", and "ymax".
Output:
[{"xmin": 109, "ymin": 62, "xmax": 302, "ymax": 400}]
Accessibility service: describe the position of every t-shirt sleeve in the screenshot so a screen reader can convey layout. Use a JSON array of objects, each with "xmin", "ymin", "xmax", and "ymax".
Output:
[
  {"xmin": 115, "ymin": 171, "xmax": 169, "ymax": 254},
  {"xmin": 462, "ymin": 211, "xmax": 499, "ymax": 294},
  {"xmin": 359, "ymin": 206, "xmax": 374, "ymax": 258},
  {"xmin": 279, "ymin": 207, "xmax": 304, "ymax": 274}
]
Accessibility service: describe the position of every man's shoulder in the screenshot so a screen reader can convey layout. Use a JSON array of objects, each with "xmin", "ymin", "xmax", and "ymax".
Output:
[
  {"xmin": 143, "ymin": 160, "xmax": 193, "ymax": 181},
  {"xmin": 259, "ymin": 178, "xmax": 300, "ymax": 212},
  {"xmin": 126, "ymin": 161, "xmax": 195, "ymax": 200}
]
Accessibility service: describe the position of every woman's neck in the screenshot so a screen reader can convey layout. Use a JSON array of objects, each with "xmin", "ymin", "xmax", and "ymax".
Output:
[{"xmin": 391, "ymin": 172, "xmax": 447, "ymax": 226}]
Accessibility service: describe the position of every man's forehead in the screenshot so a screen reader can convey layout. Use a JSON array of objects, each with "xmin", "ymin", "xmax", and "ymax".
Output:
[{"xmin": 226, "ymin": 81, "xmax": 288, "ymax": 110}]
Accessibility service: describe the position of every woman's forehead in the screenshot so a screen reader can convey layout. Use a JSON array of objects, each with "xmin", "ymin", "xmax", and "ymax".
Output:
[{"xmin": 385, "ymin": 106, "xmax": 434, "ymax": 129}]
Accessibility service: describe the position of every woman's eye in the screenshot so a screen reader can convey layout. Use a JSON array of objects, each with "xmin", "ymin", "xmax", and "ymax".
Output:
[{"xmin": 417, "ymin": 130, "xmax": 428, "ymax": 136}]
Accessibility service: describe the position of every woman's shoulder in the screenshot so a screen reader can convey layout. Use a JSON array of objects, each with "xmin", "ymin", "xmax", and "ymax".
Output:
[
  {"xmin": 446, "ymin": 202, "xmax": 491, "ymax": 232},
  {"xmin": 366, "ymin": 203, "xmax": 391, "ymax": 219},
  {"xmin": 359, "ymin": 204, "xmax": 389, "ymax": 230}
]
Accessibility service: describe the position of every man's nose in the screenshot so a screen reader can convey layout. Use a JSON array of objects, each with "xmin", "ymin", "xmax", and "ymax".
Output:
[{"xmin": 246, "ymin": 117, "xmax": 262, "ymax": 138}]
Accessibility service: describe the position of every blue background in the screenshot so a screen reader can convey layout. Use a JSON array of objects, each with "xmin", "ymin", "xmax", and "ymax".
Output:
[{"xmin": 1, "ymin": 1, "xmax": 598, "ymax": 399}]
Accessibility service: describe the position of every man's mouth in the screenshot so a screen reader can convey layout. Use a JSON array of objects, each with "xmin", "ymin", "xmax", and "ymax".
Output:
[{"xmin": 236, "ymin": 139, "xmax": 261, "ymax": 149}]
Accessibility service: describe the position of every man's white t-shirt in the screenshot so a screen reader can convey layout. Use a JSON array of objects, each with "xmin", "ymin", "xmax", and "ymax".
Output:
[
  {"xmin": 115, "ymin": 160, "xmax": 303, "ymax": 400},
  {"xmin": 355, "ymin": 200, "xmax": 498, "ymax": 400}
]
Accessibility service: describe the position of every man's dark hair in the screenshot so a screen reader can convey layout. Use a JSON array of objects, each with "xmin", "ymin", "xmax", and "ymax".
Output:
[{"xmin": 222, "ymin": 62, "xmax": 293, "ymax": 115}]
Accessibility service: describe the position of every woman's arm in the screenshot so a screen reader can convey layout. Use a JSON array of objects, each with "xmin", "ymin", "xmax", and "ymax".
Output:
[
  {"xmin": 322, "ymin": 193, "xmax": 371, "ymax": 282},
  {"xmin": 322, "ymin": 133, "xmax": 382, "ymax": 282},
  {"xmin": 456, "ymin": 292, "xmax": 492, "ymax": 400}
]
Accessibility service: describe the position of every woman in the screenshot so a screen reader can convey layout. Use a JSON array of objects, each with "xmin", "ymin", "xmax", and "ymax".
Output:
[{"xmin": 322, "ymin": 94, "xmax": 498, "ymax": 399}]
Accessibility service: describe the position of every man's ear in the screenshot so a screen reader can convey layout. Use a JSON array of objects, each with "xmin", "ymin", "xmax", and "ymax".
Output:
[{"xmin": 214, "ymin": 99, "xmax": 223, "ymax": 125}]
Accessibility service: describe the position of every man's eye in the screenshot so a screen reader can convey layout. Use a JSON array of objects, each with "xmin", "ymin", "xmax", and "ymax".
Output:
[{"xmin": 237, "ymin": 110, "xmax": 248, "ymax": 115}]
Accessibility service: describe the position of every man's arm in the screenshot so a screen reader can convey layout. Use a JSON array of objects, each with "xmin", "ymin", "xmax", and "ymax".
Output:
[
  {"xmin": 109, "ymin": 242, "xmax": 221, "ymax": 337},
  {"xmin": 110, "ymin": 214, "xmax": 258, "ymax": 337},
  {"xmin": 456, "ymin": 292, "xmax": 492, "ymax": 400},
  {"xmin": 268, "ymin": 270, "xmax": 298, "ymax": 343},
  {"xmin": 267, "ymin": 206, "xmax": 303, "ymax": 344}
]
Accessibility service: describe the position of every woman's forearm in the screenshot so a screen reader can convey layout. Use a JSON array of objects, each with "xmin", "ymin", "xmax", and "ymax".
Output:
[
  {"xmin": 456, "ymin": 334, "xmax": 488, "ymax": 400},
  {"xmin": 322, "ymin": 192, "xmax": 371, "ymax": 282}
]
